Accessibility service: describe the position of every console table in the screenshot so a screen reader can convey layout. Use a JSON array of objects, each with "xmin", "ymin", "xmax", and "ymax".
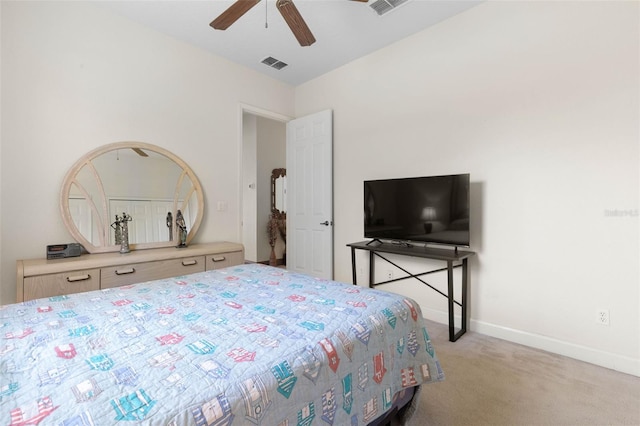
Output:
[{"xmin": 347, "ymin": 241, "xmax": 475, "ymax": 342}]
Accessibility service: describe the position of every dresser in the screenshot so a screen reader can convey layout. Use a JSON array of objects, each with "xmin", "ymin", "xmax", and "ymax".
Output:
[{"xmin": 16, "ymin": 242, "xmax": 244, "ymax": 302}]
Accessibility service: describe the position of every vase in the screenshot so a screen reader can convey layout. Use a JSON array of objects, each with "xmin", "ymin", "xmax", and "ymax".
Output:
[{"xmin": 269, "ymin": 247, "xmax": 277, "ymax": 266}]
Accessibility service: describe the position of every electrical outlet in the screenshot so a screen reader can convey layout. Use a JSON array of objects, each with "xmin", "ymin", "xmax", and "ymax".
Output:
[
  {"xmin": 386, "ymin": 270, "xmax": 393, "ymax": 280},
  {"xmin": 596, "ymin": 309, "xmax": 610, "ymax": 326}
]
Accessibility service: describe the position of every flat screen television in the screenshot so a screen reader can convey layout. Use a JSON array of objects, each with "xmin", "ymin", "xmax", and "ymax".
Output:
[{"xmin": 364, "ymin": 174, "xmax": 470, "ymax": 247}]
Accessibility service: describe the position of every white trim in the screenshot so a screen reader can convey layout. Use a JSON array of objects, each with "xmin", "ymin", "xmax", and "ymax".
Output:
[
  {"xmin": 422, "ymin": 309, "xmax": 640, "ymax": 377},
  {"xmin": 239, "ymin": 103, "xmax": 292, "ymax": 123},
  {"xmin": 471, "ymin": 320, "xmax": 640, "ymax": 377}
]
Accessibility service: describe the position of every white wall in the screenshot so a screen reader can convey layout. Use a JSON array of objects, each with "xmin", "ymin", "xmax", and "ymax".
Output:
[
  {"xmin": 296, "ymin": 1, "xmax": 639, "ymax": 375},
  {"xmin": 0, "ymin": 1, "xmax": 294, "ymax": 303}
]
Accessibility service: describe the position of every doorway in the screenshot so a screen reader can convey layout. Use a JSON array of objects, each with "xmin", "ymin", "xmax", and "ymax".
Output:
[
  {"xmin": 240, "ymin": 106, "xmax": 334, "ymax": 278},
  {"xmin": 240, "ymin": 105, "xmax": 290, "ymax": 264}
]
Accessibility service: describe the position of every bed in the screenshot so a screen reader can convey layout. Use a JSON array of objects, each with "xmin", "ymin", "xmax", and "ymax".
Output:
[{"xmin": 1, "ymin": 263, "xmax": 443, "ymax": 425}]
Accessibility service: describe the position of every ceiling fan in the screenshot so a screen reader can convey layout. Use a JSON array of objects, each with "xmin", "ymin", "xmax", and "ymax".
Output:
[{"xmin": 210, "ymin": 0, "xmax": 369, "ymax": 47}]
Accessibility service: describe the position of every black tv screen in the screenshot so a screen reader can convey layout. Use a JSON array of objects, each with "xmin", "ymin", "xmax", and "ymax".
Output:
[{"xmin": 364, "ymin": 174, "xmax": 470, "ymax": 247}]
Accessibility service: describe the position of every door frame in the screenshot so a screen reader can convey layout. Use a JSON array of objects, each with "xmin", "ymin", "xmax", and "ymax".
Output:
[{"xmin": 237, "ymin": 103, "xmax": 292, "ymax": 260}]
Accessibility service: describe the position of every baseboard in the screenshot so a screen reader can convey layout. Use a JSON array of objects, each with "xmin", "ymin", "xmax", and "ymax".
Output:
[{"xmin": 422, "ymin": 309, "xmax": 640, "ymax": 377}]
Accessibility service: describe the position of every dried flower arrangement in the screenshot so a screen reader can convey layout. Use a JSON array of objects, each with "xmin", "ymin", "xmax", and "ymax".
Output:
[{"xmin": 267, "ymin": 215, "xmax": 279, "ymax": 248}]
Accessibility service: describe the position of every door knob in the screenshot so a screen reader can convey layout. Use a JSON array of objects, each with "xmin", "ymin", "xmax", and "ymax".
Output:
[{"xmin": 320, "ymin": 221, "xmax": 332, "ymax": 226}]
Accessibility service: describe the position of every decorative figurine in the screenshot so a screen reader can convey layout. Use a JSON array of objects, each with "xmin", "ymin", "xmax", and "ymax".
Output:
[
  {"xmin": 176, "ymin": 210, "xmax": 187, "ymax": 248},
  {"xmin": 166, "ymin": 211, "xmax": 173, "ymax": 241},
  {"xmin": 119, "ymin": 212, "xmax": 132, "ymax": 254},
  {"xmin": 111, "ymin": 215, "xmax": 122, "ymax": 246}
]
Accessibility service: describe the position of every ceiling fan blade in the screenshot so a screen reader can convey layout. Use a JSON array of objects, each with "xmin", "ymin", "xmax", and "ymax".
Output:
[
  {"xmin": 131, "ymin": 148, "xmax": 149, "ymax": 157},
  {"xmin": 276, "ymin": 0, "xmax": 316, "ymax": 47},
  {"xmin": 210, "ymin": 0, "xmax": 261, "ymax": 30}
]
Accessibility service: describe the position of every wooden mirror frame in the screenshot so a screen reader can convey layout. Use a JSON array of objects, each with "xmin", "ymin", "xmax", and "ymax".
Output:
[
  {"xmin": 59, "ymin": 141, "xmax": 204, "ymax": 253},
  {"xmin": 271, "ymin": 168, "xmax": 286, "ymax": 216}
]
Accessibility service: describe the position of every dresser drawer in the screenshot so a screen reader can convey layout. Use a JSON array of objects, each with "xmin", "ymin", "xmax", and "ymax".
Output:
[
  {"xmin": 205, "ymin": 251, "xmax": 244, "ymax": 271},
  {"xmin": 23, "ymin": 268, "xmax": 100, "ymax": 301},
  {"xmin": 101, "ymin": 256, "xmax": 205, "ymax": 289}
]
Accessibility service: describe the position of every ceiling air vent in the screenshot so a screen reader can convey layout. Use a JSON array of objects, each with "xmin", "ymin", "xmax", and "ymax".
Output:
[
  {"xmin": 369, "ymin": 0, "xmax": 409, "ymax": 16},
  {"xmin": 261, "ymin": 57, "xmax": 288, "ymax": 70}
]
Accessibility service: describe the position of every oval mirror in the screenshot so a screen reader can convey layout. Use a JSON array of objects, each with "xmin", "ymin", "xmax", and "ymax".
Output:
[{"xmin": 60, "ymin": 141, "xmax": 204, "ymax": 253}]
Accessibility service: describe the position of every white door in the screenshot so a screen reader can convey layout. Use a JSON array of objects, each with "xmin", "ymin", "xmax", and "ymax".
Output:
[{"xmin": 286, "ymin": 109, "xmax": 333, "ymax": 278}]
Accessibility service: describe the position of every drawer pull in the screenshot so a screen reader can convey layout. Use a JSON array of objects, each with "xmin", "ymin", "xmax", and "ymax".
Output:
[
  {"xmin": 115, "ymin": 268, "xmax": 136, "ymax": 275},
  {"xmin": 211, "ymin": 256, "xmax": 226, "ymax": 262},
  {"xmin": 182, "ymin": 260, "xmax": 198, "ymax": 266},
  {"xmin": 67, "ymin": 274, "xmax": 91, "ymax": 282}
]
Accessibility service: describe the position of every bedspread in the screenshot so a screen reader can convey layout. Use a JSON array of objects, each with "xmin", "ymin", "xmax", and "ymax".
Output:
[{"xmin": 1, "ymin": 264, "xmax": 443, "ymax": 425}]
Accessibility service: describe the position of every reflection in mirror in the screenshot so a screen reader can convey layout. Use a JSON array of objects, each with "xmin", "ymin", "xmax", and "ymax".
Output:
[
  {"xmin": 61, "ymin": 142, "xmax": 204, "ymax": 253},
  {"xmin": 269, "ymin": 168, "xmax": 286, "ymax": 266},
  {"xmin": 271, "ymin": 168, "xmax": 286, "ymax": 214}
]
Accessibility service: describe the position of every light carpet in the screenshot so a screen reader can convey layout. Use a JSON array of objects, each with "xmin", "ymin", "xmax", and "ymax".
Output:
[{"xmin": 405, "ymin": 320, "xmax": 640, "ymax": 426}]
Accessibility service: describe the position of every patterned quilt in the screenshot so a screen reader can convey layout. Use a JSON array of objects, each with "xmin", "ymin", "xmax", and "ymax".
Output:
[{"xmin": 0, "ymin": 264, "xmax": 443, "ymax": 425}]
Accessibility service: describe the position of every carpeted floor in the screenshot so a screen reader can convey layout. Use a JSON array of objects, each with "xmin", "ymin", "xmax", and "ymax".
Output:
[{"xmin": 406, "ymin": 320, "xmax": 640, "ymax": 426}]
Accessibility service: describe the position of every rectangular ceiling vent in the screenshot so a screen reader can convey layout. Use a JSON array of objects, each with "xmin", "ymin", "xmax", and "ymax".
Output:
[
  {"xmin": 262, "ymin": 57, "xmax": 288, "ymax": 70},
  {"xmin": 370, "ymin": 0, "xmax": 409, "ymax": 16}
]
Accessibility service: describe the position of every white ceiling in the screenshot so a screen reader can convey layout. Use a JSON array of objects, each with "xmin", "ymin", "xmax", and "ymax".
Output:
[{"xmin": 98, "ymin": 0, "xmax": 482, "ymax": 86}]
